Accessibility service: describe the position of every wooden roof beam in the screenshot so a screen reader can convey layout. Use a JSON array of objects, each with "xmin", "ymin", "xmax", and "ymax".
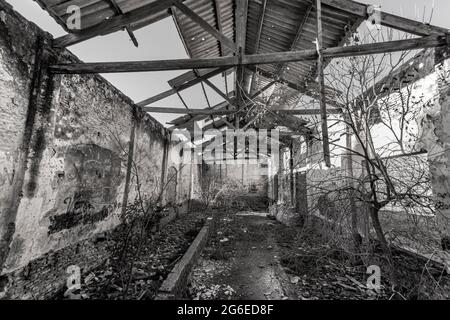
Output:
[
  {"xmin": 316, "ymin": 0, "xmax": 331, "ymax": 167},
  {"xmin": 321, "ymin": 0, "xmax": 448, "ymax": 36},
  {"xmin": 145, "ymin": 107, "xmax": 341, "ymax": 115},
  {"xmin": 245, "ymin": 66, "xmax": 343, "ymax": 108},
  {"xmin": 214, "ymin": 0, "xmax": 229, "ymax": 56},
  {"xmin": 168, "ymin": 78, "xmax": 277, "ymax": 129},
  {"xmin": 106, "ymin": 0, "xmax": 138, "ymax": 47},
  {"xmin": 136, "ymin": 66, "xmax": 230, "ymax": 107},
  {"xmin": 50, "ymin": 35, "xmax": 450, "ymax": 74},
  {"xmin": 253, "ymin": 0, "xmax": 268, "ymax": 55},
  {"xmin": 144, "ymin": 107, "xmax": 235, "ymax": 115},
  {"xmin": 277, "ymin": 4, "xmax": 313, "ymax": 79},
  {"xmin": 202, "ymin": 79, "xmax": 238, "ymax": 109},
  {"xmin": 173, "ymin": 2, "xmax": 237, "ymax": 52},
  {"xmin": 249, "ymin": 0, "xmax": 268, "ymax": 93},
  {"xmin": 53, "ymin": 0, "xmax": 184, "ymax": 47},
  {"xmin": 235, "ymin": 0, "xmax": 249, "ymax": 123}
]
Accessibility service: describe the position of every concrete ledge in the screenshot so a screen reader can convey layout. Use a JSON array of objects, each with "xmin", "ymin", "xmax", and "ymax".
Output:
[{"xmin": 156, "ymin": 217, "xmax": 215, "ymax": 300}]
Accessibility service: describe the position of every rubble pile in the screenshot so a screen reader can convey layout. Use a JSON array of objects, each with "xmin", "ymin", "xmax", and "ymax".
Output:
[
  {"xmin": 276, "ymin": 225, "xmax": 450, "ymax": 300},
  {"xmin": 61, "ymin": 212, "xmax": 206, "ymax": 300}
]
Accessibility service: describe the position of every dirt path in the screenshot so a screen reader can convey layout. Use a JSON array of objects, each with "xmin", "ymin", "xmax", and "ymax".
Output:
[{"xmin": 189, "ymin": 212, "xmax": 297, "ymax": 300}]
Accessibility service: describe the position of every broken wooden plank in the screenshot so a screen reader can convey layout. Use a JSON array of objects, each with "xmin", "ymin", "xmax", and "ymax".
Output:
[{"xmin": 316, "ymin": 0, "xmax": 331, "ymax": 168}]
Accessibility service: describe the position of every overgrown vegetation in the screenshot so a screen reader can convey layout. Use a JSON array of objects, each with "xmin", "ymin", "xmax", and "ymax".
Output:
[{"xmin": 259, "ymin": 17, "xmax": 450, "ymax": 299}]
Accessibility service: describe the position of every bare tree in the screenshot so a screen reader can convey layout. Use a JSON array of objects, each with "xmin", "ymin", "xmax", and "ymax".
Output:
[{"xmin": 287, "ymin": 25, "xmax": 447, "ymax": 292}]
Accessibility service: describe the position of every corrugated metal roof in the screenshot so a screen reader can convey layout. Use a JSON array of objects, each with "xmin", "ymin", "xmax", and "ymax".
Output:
[
  {"xmin": 172, "ymin": 0, "xmax": 235, "ymax": 58},
  {"xmin": 244, "ymin": 0, "xmax": 360, "ymax": 107},
  {"xmin": 34, "ymin": 0, "xmax": 171, "ymax": 31},
  {"xmin": 37, "ymin": 0, "xmax": 359, "ymax": 94},
  {"xmin": 35, "ymin": 0, "xmax": 361, "ymax": 129}
]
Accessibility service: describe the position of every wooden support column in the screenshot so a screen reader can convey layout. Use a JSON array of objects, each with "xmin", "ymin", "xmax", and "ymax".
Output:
[
  {"xmin": 249, "ymin": 0, "xmax": 268, "ymax": 93},
  {"xmin": 235, "ymin": 0, "xmax": 248, "ymax": 129},
  {"xmin": 289, "ymin": 140, "xmax": 295, "ymax": 205},
  {"xmin": 316, "ymin": 0, "xmax": 331, "ymax": 167}
]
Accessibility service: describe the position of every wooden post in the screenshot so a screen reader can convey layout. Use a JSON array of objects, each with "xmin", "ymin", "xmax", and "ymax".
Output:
[
  {"xmin": 316, "ymin": 0, "xmax": 331, "ymax": 167},
  {"xmin": 290, "ymin": 140, "xmax": 295, "ymax": 205},
  {"xmin": 235, "ymin": 0, "xmax": 248, "ymax": 129}
]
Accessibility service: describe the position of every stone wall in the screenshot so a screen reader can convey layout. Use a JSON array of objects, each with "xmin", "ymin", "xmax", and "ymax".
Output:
[
  {"xmin": 424, "ymin": 49, "xmax": 450, "ymax": 244},
  {"xmin": 211, "ymin": 162, "xmax": 268, "ymax": 196},
  {"xmin": 0, "ymin": 1, "xmax": 193, "ymax": 299}
]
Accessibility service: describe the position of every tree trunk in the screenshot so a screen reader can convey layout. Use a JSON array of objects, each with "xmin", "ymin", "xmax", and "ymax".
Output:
[{"xmin": 369, "ymin": 206, "xmax": 398, "ymax": 287}]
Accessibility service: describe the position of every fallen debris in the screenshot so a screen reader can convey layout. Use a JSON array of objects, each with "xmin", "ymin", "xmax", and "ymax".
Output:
[{"xmin": 59, "ymin": 211, "xmax": 207, "ymax": 300}]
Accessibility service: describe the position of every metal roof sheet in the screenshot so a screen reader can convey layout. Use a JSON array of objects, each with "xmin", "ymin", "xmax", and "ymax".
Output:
[{"xmin": 35, "ymin": 0, "xmax": 362, "ymax": 129}]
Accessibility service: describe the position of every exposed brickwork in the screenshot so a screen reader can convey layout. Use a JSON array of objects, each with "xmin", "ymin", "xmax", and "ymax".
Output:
[{"xmin": 1, "ymin": 232, "xmax": 112, "ymax": 299}]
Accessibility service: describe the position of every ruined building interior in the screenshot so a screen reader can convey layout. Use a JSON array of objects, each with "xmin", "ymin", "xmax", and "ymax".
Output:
[{"xmin": 0, "ymin": 0, "xmax": 450, "ymax": 301}]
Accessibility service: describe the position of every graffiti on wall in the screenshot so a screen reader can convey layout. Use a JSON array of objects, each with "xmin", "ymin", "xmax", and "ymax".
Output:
[{"xmin": 47, "ymin": 144, "xmax": 123, "ymax": 234}]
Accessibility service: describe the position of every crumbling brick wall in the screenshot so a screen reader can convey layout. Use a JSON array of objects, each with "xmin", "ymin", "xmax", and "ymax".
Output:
[{"xmin": 0, "ymin": 0, "xmax": 190, "ymax": 299}]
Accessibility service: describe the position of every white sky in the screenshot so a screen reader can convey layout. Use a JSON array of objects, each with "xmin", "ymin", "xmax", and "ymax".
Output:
[{"xmin": 5, "ymin": 0, "xmax": 450, "ymax": 127}]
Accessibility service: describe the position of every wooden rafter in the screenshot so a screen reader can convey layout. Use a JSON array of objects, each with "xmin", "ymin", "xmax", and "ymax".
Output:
[
  {"xmin": 245, "ymin": 66, "xmax": 344, "ymax": 108},
  {"xmin": 175, "ymin": 91, "xmax": 188, "ymax": 109},
  {"xmin": 249, "ymin": 80, "xmax": 277, "ymax": 101},
  {"xmin": 253, "ymin": 0, "xmax": 267, "ymax": 55},
  {"xmin": 143, "ymin": 107, "xmax": 235, "ymax": 115},
  {"xmin": 321, "ymin": 0, "xmax": 448, "ymax": 36},
  {"xmin": 213, "ymin": 0, "xmax": 228, "ymax": 56},
  {"xmin": 174, "ymin": 2, "xmax": 236, "ymax": 52},
  {"xmin": 145, "ymin": 107, "xmax": 341, "ymax": 115},
  {"xmin": 235, "ymin": 0, "xmax": 249, "ymax": 127},
  {"xmin": 169, "ymin": 79, "xmax": 275, "ymax": 129},
  {"xmin": 169, "ymin": 100, "xmax": 232, "ymax": 126},
  {"xmin": 249, "ymin": 0, "xmax": 268, "ymax": 92},
  {"xmin": 316, "ymin": 0, "xmax": 331, "ymax": 167},
  {"xmin": 202, "ymin": 79, "xmax": 237, "ymax": 108},
  {"xmin": 136, "ymin": 67, "xmax": 229, "ymax": 107},
  {"xmin": 53, "ymin": 0, "xmax": 184, "ymax": 47},
  {"xmin": 51, "ymin": 35, "xmax": 450, "ymax": 74},
  {"xmin": 277, "ymin": 4, "xmax": 313, "ymax": 79},
  {"xmin": 106, "ymin": 0, "xmax": 138, "ymax": 47},
  {"xmin": 266, "ymin": 5, "xmax": 314, "ymax": 108}
]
